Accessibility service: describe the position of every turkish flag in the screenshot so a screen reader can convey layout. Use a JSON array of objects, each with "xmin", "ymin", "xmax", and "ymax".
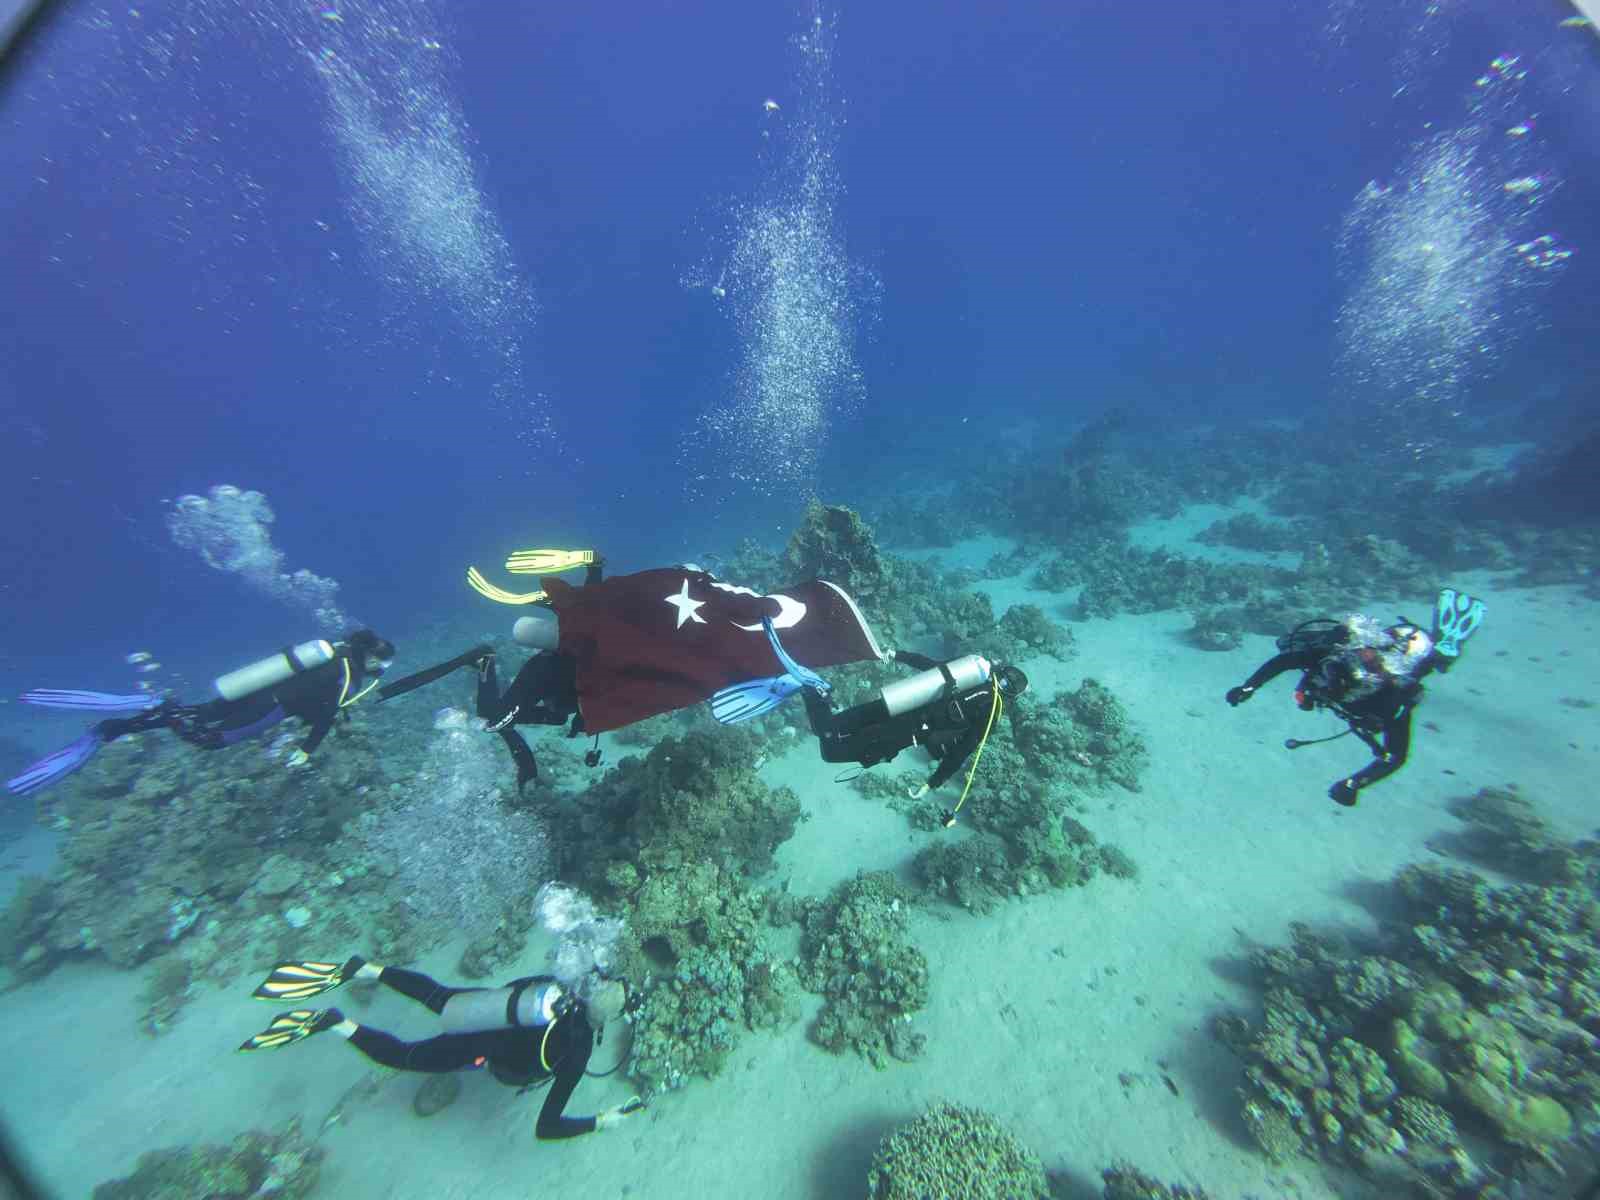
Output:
[{"xmin": 543, "ymin": 568, "xmax": 887, "ymax": 733}]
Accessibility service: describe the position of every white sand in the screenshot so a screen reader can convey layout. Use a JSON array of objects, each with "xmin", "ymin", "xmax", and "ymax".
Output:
[{"xmin": 2, "ymin": 527, "xmax": 1595, "ymax": 1199}]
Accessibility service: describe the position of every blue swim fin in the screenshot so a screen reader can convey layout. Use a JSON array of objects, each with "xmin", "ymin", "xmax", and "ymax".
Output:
[
  {"xmin": 761, "ymin": 617, "xmax": 831, "ymax": 696},
  {"xmin": 1432, "ymin": 588, "xmax": 1485, "ymax": 659},
  {"xmin": 6, "ymin": 732, "xmax": 105, "ymax": 797},
  {"xmin": 709, "ymin": 674, "xmax": 803, "ymax": 724},
  {"xmin": 20, "ymin": 690, "xmax": 162, "ymax": 715}
]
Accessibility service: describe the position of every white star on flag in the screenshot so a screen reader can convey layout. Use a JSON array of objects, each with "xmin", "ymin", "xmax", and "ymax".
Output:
[{"xmin": 665, "ymin": 578, "xmax": 708, "ymax": 628}]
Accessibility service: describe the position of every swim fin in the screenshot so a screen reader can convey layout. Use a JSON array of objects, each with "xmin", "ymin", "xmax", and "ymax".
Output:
[
  {"xmin": 710, "ymin": 673, "xmax": 803, "ymax": 724},
  {"xmin": 19, "ymin": 690, "xmax": 162, "ymax": 714},
  {"xmin": 251, "ymin": 956, "xmax": 365, "ymax": 1002},
  {"xmin": 5, "ymin": 732, "xmax": 105, "ymax": 797},
  {"xmin": 762, "ymin": 616, "xmax": 832, "ymax": 696},
  {"xmin": 237, "ymin": 1008, "xmax": 342, "ymax": 1051},
  {"xmin": 1432, "ymin": 588, "xmax": 1486, "ymax": 659},
  {"xmin": 466, "ymin": 566, "xmax": 547, "ymax": 606},
  {"xmin": 504, "ymin": 548, "xmax": 595, "ymax": 575}
]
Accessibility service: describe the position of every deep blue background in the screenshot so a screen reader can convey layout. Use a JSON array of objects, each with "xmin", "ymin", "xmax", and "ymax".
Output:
[{"xmin": 1, "ymin": 0, "xmax": 1596, "ymax": 702}]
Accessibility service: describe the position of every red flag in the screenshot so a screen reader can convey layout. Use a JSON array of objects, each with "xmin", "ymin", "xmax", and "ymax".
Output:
[{"xmin": 543, "ymin": 568, "xmax": 886, "ymax": 733}]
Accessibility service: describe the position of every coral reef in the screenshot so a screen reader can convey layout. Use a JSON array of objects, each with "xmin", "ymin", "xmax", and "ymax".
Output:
[
  {"xmin": 0, "ymin": 716, "xmax": 412, "ymax": 986},
  {"xmin": 555, "ymin": 728, "xmax": 801, "ymax": 894},
  {"xmin": 784, "ymin": 500, "xmax": 893, "ymax": 608},
  {"xmin": 1195, "ymin": 512, "xmax": 1305, "ymax": 553},
  {"xmin": 1100, "ymin": 1163, "xmax": 1214, "ymax": 1199},
  {"xmin": 138, "ymin": 954, "xmax": 195, "ymax": 1036},
  {"xmin": 91, "ymin": 1119, "xmax": 321, "ymax": 1199},
  {"xmin": 864, "ymin": 1101, "xmax": 1049, "ymax": 1200},
  {"xmin": 798, "ymin": 873, "xmax": 929, "ymax": 1066},
  {"xmin": 1012, "ymin": 679, "xmax": 1149, "ymax": 794},
  {"xmin": 1442, "ymin": 785, "xmax": 1594, "ymax": 885},
  {"xmin": 541, "ymin": 728, "xmax": 805, "ymax": 1095},
  {"xmin": 881, "ymin": 678, "xmax": 1143, "ymax": 913},
  {"xmin": 1217, "ymin": 803, "xmax": 1600, "ymax": 1196},
  {"xmin": 991, "ymin": 602, "xmax": 1075, "ymax": 662}
]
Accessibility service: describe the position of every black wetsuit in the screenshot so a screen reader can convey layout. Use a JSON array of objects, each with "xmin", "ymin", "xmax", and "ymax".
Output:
[
  {"xmin": 347, "ymin": 968, "xmax": 599, "ymax": 1140},
  {"xmin": 803, "ymin": 651, "xmax": 1001, "ymax": 791},
  {"xmin": 1238, "ymin": 646, "xmax": 1433, "ymax": 803},
  {"xmin": 380, "ymin": 562, "xmax": 603, "ymax": 791},
  {"xmin": 94, "ymin": 648, "xmax": 378, "ymax": 756}
]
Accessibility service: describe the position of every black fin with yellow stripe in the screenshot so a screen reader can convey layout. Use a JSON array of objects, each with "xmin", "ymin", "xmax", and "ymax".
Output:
[
  {"xmin": 504, "ymin": 548, "xmax": 594, "ymax": 576},
  {"xmin": 251, "ymin": 956, "xmax": 364, "ymax": 1002},
  {"xmin": 237, "ymin": 1007, "xmax": 341, "ymax": 1052}
]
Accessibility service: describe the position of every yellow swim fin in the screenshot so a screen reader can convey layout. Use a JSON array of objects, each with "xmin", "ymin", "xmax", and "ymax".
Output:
[
  {"xmin": 237, "ymin": 1008, "xmax": 340, "ymax": 1052},
  {"xmin": 504, "ymin": 548, "xmax": 595, "ymax": 576},
  {"xmin": 466, "ymin": 566, "xmax": 548, "ymax": 606}
]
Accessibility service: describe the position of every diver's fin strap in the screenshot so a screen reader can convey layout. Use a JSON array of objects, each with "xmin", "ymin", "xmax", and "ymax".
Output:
[
  {"xmin": 504, "ymin": 548, "xmax": 595, "ymax": 576},
  {"xmin": 1432, "ymin": 588, "xmax": 1485, "ymax": 658},
  {"xmin": 762, "ymin": 617, "xmax": 831, "ymax": 695},
  {"xmin": 466, "ymin": 566, "xmax": 548, "ymax": 606}
]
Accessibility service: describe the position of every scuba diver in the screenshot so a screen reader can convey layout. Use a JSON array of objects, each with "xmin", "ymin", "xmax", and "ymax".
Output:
[
  {"xmin": 237, "ymin": 956, "xmax": 643, "ymax": 1140},
  {"xmin": 1224, "ymin": 588, "xmax": 1486, "ymax": 806},
  {"xmin": 377, "ymin": 549, "xmax": 605, "ymax": 792},
  {"xmin": 381, "ymin": 549, "xmax": 889, "ymax": 788},
  {"xmin": 5, "ymin": 631, "xmax": 395, "ymax": 797},
  {"xmin": 712, "ymin": 616, "xmax": 1027, "ymax": 827}
]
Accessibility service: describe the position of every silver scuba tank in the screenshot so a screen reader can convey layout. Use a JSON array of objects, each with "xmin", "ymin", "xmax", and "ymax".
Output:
[
  {"xmin": 880, "ymin": 654, "xmax": 992, "ymax": 717},
  {"xmin": 439, "ymin": 982, "xmax": 561, "ymax": 1034},
  {"xmin": 213, "ymin": 640, "xmax": 336, "ymax": 702}
]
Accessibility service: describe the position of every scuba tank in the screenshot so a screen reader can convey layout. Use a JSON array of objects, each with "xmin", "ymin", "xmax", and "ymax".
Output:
[
  {"xmin": 213, "ymin": 640, "xmax": 336, "ymax": 701},
  {"xmin": 882, "ymin": 654, "xmax": 992, "ymax": 716},
  {"xmin": 439, "ymin": 981, "xmax": 565, "ymax": 1034},
  {"xmin": 831, "ymin": 654, "xmax": 993, "ymax": 736}
]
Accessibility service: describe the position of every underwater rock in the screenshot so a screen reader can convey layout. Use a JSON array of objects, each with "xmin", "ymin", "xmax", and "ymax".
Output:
[
  {"xmin": 412, "ymin": 1073, "xmax": 461, "ymax": 1118},
  {"xmin": 1101, "ymin": 1162, "xmax": 1214, "ymax": 1199},
  {"xmin": 137, "ymin": 954, "xmax": 194, "ymax": 1036},
  {"xmin": 91, "ymin": 1118, "xmax": 321, "ymax": 1200},
  {"xmin": 253, "ymin": 854, "xmax": 306, "ymax": 899},
  {"xmin": 865, "ymin": 1102, "xmax": 1048, "ymax": 1200},
  {"xmin": 1184, "ymin": 608, "xmax": 1245, "ymax": 652}
]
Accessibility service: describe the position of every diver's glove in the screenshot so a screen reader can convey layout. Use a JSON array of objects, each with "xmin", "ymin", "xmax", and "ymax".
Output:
[
  {"xmin": 1328, "ymin": 778, "xmax": 1359, "ymax": 807},
  {"xmin": 907, "ymin": 783, "xmax": 930, "ymax": 800},
  {"xmin": 595, "ymin": 1097, "xmax": 645, "ymax": 1130},
  {"xmin": 1225, "ymin": 685, "xmax": 1255, "ymax": 707},
  {"xmin": 285, "ymin": 748, "xmax": 311, "ymax": 769}
]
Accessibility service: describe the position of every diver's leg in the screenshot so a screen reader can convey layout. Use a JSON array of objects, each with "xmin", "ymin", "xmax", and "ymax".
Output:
[
  {"xmin": 375, "ymin": 966, "xmax": 467, "ymax": 1015},
  {"xmin": 338, "ymin": 1024, "xmax": 491, "ymax": 1072}
]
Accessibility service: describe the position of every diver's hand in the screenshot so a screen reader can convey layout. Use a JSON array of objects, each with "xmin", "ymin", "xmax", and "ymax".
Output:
[
  {"xmin": 907, "ymin": 783, "xmax": 930, "ymax": 800},
  {"xmin": 1225, "ymin": 685, "xmax": 1255, "ymax": 707},
  {"xmin": 285, "ymin": 748, "xmax": 310, "ymax": 769},
  {"xmin": 595, "ymin": 1097, "xmax": 645, "ymax": 1130},
  {"xmin": 1328, "ymin": 778, "xmax": 1359, "ymax": 807}
]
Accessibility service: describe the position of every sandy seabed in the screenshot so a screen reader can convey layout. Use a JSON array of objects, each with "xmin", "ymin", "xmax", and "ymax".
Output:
[{"xmin": 3, "ymin": 523, "xmax": 1596, "ymax": 1200}]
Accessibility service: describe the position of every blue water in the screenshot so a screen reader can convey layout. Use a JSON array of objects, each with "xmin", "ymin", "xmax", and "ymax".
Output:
[
  {"xmin": 4, "ymin": 0, "xmax": 1596, "ymax": 694},
  {"xmin": 1, "ymin": 0, "xmax": 1599, "ymax": 1191}
]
